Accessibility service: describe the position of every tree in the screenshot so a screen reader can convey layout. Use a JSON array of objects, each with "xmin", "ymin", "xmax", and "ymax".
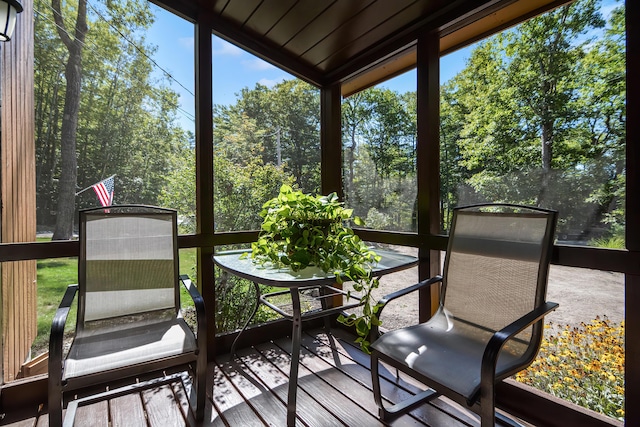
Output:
[
  {"xmin": 50, "ymin": 0, "xmax": 87, "ymax": 239},
  {"xmin": 444, "ymin": 0, "xmax": 623, "ymax": 236},
  {"xmin": 234, "ymin": 80, "xmax": 321, "ymax": 193},
  {"xmin": 214, "ymin": 111, "xmax": 295, "ymax": 231},
  {"xmin": 35, "ymin": 0, "xmax": 185, "ymax": 231},
  {"xmin": 341, "ymin": 87, "xmax": 417, "ymax": 230}
]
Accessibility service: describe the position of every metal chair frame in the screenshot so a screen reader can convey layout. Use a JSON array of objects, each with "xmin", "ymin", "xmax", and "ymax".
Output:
[
  {"xmin": 48, "ymin": 205, "xmax": 206, "ymax": 427},
  {"xmin": 370, "ymin": 204, "xmax": 558, "ymax": 426}
]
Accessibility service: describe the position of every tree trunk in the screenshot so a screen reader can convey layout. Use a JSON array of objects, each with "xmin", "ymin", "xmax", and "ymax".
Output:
[
  {"xmin": 538, "ymin": 118, "xmax": 553, "ymax": 206},
  {"xmin": 52, "ymin": 50, "xmax": 82, "ymax": 239},
  {"xmin": 51, "ymin": 0, "xmax": 87, "ymax": 240}
]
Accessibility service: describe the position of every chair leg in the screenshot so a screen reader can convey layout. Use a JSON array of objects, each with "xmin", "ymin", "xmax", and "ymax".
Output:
[
  {"xmin": 194, "ymin": 354, "xmax": 207, "ymax": 421},
  {"xmin": 371, "ymin": 351, "xmax": 439, "ymax": 422},
  {"xmin": 371, "ymin": 352, "xmax": 385, "ymax": 412},
  {"xmin": 48, "ymin": 382, "xmax": 63, "ymax": 427},
  {"xmin": 495, "ymin": 411, "xmax": 525, "ymax": 427},
  {"xmin": 48, "ymin": 353, "xmax": 64, "ymax": 427},
  {"xmin": 480, "ymin": 382, "xmax": 495, "ymax": 427}
]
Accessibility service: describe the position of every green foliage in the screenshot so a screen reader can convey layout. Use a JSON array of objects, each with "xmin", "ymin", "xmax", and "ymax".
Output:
[
  {"xmin": 589, "ymin": 236, "xmax": 625, "ymax": 249},
  {"xmin": 215, "ymin": 272, "xmax": 280, "ymax": 333},
  {"xmin": 229, "ymin": 80, "xmax": 322, "ymax": 192},
  {"xmin": 32, "ymin": 257, "xmax": 79, "ymax": 355},
  {"xmin": 248, "ymin": 185, "xmax": 381, "ymax": 352},
  {"xmin": 342, "ymin": 89, "xmax": 417, "ymax": 232},
  {"xmin": 440, "ymin": 0, "xmax": 625, "ymax": 237},
  {"xmin": 34, "ymin": 0, "xmax": 188, "ymax": 228},
  {"xmin": 364, "ymin": 207, "xmax": 391, "ymax": 230}
]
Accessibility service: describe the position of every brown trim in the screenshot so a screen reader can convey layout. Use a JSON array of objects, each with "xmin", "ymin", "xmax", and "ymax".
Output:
[
  {"xmin": 212, "ymin": 230, "xmax": 258, "ymax": 246},
  {"xmin": 341, "ymin": 48, "xmax": 417, "ymax": 98},
  {"xmin": 320, "ymin": 84, "xmax": 343, "ymax": 197},
  {"xmin": 194, "ymin": 11, "xmax": 216, "ymax": 360},
  {"xmin": 416, "ymin": 31, "xmax": 442, "ymax": 322},
  {"xmin": 553, "ymin": 245, "xmax": 639, "ymax": 275},
  {"xmin": 626, "ymin": 0, "xmax": 639, "ymax": 425},
  {"xmin": 0, "ymin": 374, "xmax": 47, "ymax": 416},
  {"xmin": 1, "ymin": 0, "xmax": 37, "ymax": 382},
  {"xmin": 1, "ymin": 237, "xmax": 638, "ymax": 274},
  {"xmin": 440, "ymin": 0, "xmax": 574, "ymax": 55},
  {"xmin": 209, "ymin": 15, "xmax": 324, "ymax": 87},
  {"xmin": 353, "ymin": 230, "xmax": 446, "ymax": 250},
  {"xmin": 325, "ymin": 0, "xmax": 504, "ymax": 85},
  {"xmin": 496, "ymin": 380, "xmax": 622, "ymax": 427},
  {"xmin": 339, "ymin": 0, "xmax": 574, "ymax": 99}
]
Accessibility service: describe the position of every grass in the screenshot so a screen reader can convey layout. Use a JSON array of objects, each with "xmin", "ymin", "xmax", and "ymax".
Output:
[
  {"xmin": 33, "ymin": 257, "xmax": 79, "ymax": 355},
  {"xmin": 32, "ymin": 244, "xmax": 198, "ymax": 356},
  {"xmin": 589, "ymin": 236, "xmax": 625, "ymax": 249}
]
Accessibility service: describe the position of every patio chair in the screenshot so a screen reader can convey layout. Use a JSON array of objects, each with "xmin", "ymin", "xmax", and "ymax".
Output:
[
  {"xmin": 370, "ymin": 204, "xmax": 558, "ymax": 427},
  {"xmin": 48, "ymin": 205, "xmax": 206, "ymax": 427}
]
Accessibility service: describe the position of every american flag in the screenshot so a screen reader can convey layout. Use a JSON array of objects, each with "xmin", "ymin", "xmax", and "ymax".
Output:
[{"xmin": 92, "ymin": 176, "xmax": 114, "ymax": 207}]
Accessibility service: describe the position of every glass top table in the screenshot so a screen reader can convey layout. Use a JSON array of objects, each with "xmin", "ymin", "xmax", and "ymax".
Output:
[{"xmin": 212, "ymin": 248, "xmax": 418, "ymax": 427}]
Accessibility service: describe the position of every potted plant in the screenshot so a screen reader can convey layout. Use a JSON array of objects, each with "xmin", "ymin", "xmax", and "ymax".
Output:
[{"xmin": 247, "ymin": 184, "xmax": 381, "ymax": 352}]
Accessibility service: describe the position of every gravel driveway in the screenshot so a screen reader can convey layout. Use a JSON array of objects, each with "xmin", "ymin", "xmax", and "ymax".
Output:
[{"xmin": 366, "ymin": 247, "xmax": 625, "ymax": 331}]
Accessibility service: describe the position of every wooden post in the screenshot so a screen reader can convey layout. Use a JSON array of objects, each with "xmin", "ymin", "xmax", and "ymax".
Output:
[
  {"xmin": 416, "ymin": 31, "xmax": 441, "ymax": 321},
  {"xmin": 321, "ymin": 83, "xmax": 344, "ymax": 308},
  {"xmin": 625, "ymin": 1, "xmax": 639, "ymax": 425},
  {"xmin": 195, "ymin": 11, "xmax": 215, "ymax": 360},
  {"xmin": 0, "ymin": 0, "xmax": 37, "ymax": 382}
]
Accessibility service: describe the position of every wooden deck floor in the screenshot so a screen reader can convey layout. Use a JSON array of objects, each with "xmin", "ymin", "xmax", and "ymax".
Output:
[{"xmin": 1, "ymin": 328, "xmax": 525, "ymax": 426}]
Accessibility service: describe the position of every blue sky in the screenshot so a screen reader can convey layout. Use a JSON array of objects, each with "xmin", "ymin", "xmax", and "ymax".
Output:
[
  {"xmin": 145, "ymin": 0, "xmax": 621, "ymax": 133},
  {"xmin": 144, "ymin": 5, "xmax": 472, "ymax": 132}
]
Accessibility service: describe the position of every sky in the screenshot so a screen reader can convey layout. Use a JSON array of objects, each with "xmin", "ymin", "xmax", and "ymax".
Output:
[
  {"xmin": 143, "ymin": 4, "xmax": 473, "ymax": 133},
  {"xmin": 144, "ymin": 0, "xmax": 622, "ymax": 133}
]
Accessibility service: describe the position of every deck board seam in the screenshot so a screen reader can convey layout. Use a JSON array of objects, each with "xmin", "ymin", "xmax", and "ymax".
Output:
[
  {"xmin": 303, "ymin": 329, "xmax": 477, "ymax": 426},
  {"xmin": 242, "ymin": 342, "xmax": 341, "ymax": 426},
  {"xmin": 213, "ymin": 357, "xmax": 271, "ymax": 426}
]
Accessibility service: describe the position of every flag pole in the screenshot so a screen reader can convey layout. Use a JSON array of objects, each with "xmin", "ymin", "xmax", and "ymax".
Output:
[{"xmin": 75, "ymin": 174, "xmax": 116, "ymax": 196}]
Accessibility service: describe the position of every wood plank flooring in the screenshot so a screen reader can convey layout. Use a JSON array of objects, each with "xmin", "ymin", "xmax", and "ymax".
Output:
[{"xmin": 1, "ymin": 328, "xmax": 524, "ymax": 426}]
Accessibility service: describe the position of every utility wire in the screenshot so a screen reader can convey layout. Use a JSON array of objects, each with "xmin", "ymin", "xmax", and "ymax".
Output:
[
  {"xmin": 34, "ymin": 5, "xmax": 195, "ymax": 123},
  {"xmin": 85, "ymin": 0, "xmax": 195, "ymax": 98}
]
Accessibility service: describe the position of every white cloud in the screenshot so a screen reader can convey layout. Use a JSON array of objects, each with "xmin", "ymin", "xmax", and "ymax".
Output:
[
  {"xmin": 242, "ymin": 58, "xmax": 276, "ymax": 71},
  {"xmin": 258, "ymin": 77, "xmax": 286, "ymax": 88},
  {"xmin": 213, "ymin": 39, "xmax": 243, "ymax": 56}
]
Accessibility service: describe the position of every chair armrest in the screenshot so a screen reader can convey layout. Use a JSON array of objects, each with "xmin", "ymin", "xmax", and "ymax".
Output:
[
  {"xmin": 480, "ymin": 301, "xmax": 559, "ymax": 395},
  {"xmin": 371, "ymin": 276, "xmax": 443, "ymax": 339},
  {"xmin": 179, "ymin": 275, "xmax": 207, "ymax": 352},
  {"xmin": 48, "ymin": 284, "xmax": 78, "ymax": 382},
  {"xmin": 378, "ymin": 275, "xmax": 442, "ymax": 312}
]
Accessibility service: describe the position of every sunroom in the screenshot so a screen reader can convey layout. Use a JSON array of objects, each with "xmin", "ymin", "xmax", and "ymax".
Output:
[{"xmin": 0, "ymin": 0, "xmax": 637, "ymax": 425}]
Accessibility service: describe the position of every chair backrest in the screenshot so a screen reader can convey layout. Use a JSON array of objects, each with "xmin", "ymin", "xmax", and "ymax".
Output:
[
  {"xmin": 77, "ymin": 205, "xmax": 180, "ymax": 335},
  {"xmin": 442, "ymin": 204, "xmax": 557, "ymax": 358}
]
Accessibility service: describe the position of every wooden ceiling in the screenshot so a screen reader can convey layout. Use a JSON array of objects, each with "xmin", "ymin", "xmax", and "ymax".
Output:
[{"xmin": 154, "ymin": 0, "xmax": 572, "ymax": 89}]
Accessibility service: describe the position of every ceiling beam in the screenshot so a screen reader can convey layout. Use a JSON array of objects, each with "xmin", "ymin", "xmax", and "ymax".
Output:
[
  {"xmin": 340, "ymin": 0, "xmax": 573, "ymax": 97},
  {"xmin": 209, "ymin": 12, "xmax": 325, "ymax": 87},
  {"xmin": 324, "ymin": 0, "xmax": 504, "ymax": 85}
]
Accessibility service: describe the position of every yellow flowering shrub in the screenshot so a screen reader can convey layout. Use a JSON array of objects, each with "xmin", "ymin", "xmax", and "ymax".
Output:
[{"xmin": 514, "ymin": 317, "xmax": 624, "ymax": 421}]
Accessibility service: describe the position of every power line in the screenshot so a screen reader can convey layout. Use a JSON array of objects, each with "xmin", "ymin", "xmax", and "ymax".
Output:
[
  {"xmin": 85, "ymin": 0, "xmax": 195, "ymax": 98},
  {"xmin": 34, "ymin": 5, "xmax": 195, "ymax": 124}
]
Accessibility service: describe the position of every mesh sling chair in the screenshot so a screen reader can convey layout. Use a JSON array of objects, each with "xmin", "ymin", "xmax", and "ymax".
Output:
[
  {"xmin": 370, "ymin": 204, "xmax": 558, "ymax": 427},
  {"xmin": 48, "ymin": 206, "xmax": 206, "ymax": 427}
]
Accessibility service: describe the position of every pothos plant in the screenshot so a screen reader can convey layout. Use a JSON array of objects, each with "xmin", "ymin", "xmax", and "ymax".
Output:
[{"xmin": 246, "ymin": 184, "xmax": 382, "ymax": 352}]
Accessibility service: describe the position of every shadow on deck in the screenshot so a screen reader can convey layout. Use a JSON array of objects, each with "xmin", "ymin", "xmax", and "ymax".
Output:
[{"xmin": 1, "ymin": 328, "xmax": 529, "ymax": 426}]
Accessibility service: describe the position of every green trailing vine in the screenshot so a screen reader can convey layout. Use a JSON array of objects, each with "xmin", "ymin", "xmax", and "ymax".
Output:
[{"xmin": 247, "ymin": 184, "xmax": 382, "ymax": 352}]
